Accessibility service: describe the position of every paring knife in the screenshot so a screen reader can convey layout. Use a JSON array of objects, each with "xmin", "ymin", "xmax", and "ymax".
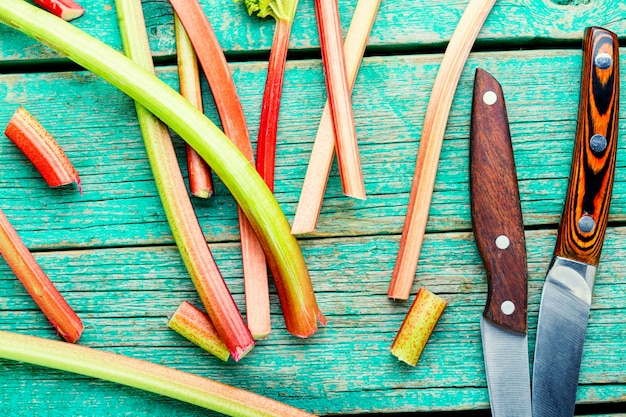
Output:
[
  {"xmin": 532, "ymin": 26, "xmax": 619, "ymax": 417},
  {"xmin": 470, "ymin": 68, "xmax": 532, "ymax": 417}
]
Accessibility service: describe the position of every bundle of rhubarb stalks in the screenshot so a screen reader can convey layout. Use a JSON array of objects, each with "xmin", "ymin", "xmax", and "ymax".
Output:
[{"xmin": 0, "ymin": 0, "xmax": 495, "ymax": 415}]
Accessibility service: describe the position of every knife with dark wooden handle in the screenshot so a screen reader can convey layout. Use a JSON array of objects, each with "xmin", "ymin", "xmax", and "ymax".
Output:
[
  {"xmin": 470, "ymin": 68, "xmax": 531, "ymax": 417},
  {"xmin": 532, "ymin": 26, "xmax": 619, "ymax": 417}
]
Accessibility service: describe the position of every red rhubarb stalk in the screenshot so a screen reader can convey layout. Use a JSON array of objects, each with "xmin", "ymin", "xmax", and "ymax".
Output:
[
  {"xmin": 174, "ymin": 14, "xmax": 214, "ymax": 199},
  {"xmin": 116, "ymin": 0, "xmax": 254, "ymax": 360},
  {"xmin": 291, "ymin": 0, "xmax": 380, "ymax": 234},
  {"xmin": 5, "ymin": 106, "xmax": 81, "ymax": 194},
  {"xmin": 168, "ymin": 301, "xmax": 230, "ymax": 362},
  {"xmin": 244, "ymin": 0, "xmax": 298, "ymax": 191},
  {"xmin": 390, "ymin": 287, "xmax": 447, "ymax": 366},
  {"xmin": 31, "ymin": 0, "xmax": 84, "ymax": 21},
  {"xmin": 170, "ymin": 0, "xmax": 271, "ymax": 339},
  {"xmin": 314, "ymin": 0, "xmax": 365, "ymax": 199},
  {"xmin": 0, "ymin": 209, "xmax": 83, "ymax": 343}
]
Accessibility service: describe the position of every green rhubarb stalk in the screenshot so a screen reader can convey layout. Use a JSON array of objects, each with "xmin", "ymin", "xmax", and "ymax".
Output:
[
  {"xmin": 174, "ymin": 14, "xmax": 214, "ymax": 199},
  {"xmin": 115, "ymin": 0, "xmax": 254, "ymax": 361},
  {"xmin": 244, "ymin": 0, "xmax": 298, "ymax": 191},
  {"xmin": 0, "ymin": 330, "xmax": 316, "ymax": 417},
  {"xmin": 0, "ymin": 0, "xmax": 324, "ymax": 338},
  {"xmin": 168, "ymin": 301, "xmax": 230, "ymax": 362}
]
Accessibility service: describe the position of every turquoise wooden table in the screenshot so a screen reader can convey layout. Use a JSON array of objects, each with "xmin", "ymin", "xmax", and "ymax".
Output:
[{"xmin": 0, "ymin": 0, "xmax": 625, "ymax": 415}]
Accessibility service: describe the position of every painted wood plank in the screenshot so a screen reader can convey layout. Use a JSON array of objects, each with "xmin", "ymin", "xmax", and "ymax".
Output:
[
  {"xmin": 0, "ymin": 0, "xmax": 624, "ymax": 63},
  {"xmin": 1, "ymin": 49, "xmax": 626, "ymax": 249},
  {"xmin": 0, "ymin": 227, "xmax": 623, "ymax": 415}
]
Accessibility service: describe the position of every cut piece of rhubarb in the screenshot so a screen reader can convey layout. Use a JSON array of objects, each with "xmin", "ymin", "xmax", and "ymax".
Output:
[
  {"xmin": 314, "ymin": 0, "xmax": 365, "ymax": 200},
  {"xmin": 5, "ymin": 106, "xmax": 81, "ymax": 193},
  {"xmin": 168, "ymin": 301, "xmax": 230, "ymax": 362},
  {"xmin": 116, "ymin": 0, "xmax": 254, "ymax": 361},
  {"xmin": 292, "ymin": 0, "xmax": 380, "ymax": 234},
  {"xmin": 31, "ymin": 0, "xmax": 84, "ymax": 21},
  {"xmin": 390, "ymin": 287, "xmax": 447, "ymax": 367},
  {"xmin": 388, "ymin": 0, "xmax": 496, "ymax": 300},
  {"xmin": 245, "ymin": 0, "xmax": 299, "ymax": 191},
  {"xmin": 0, "ymin": 0, "xmax": 325, "ymax": 339},
  {"xmin": 174, "ymin": 14, "xmax": 214, "ymax": 199},
  {"xmin": 0, "ymin": 330, "xmax": 317, "ymax": 417},
  {"xmin": 170, "ymin": 0, "xmax": 271, "ymax": 340},
  {"xmin": 0, "ymin": 208, "xmax": 83, "ymax": 343}
]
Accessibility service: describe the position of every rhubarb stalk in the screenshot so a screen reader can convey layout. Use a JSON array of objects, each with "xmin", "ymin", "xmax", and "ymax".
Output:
[
  {"xmin": 390, "ymin": 287, "xmax": 447, "ymax": 367},
  {"xmin": 0, "ymin": 209, "xmax": 83, "ymax": 343},
  {"xmin": 115, "ymin": 0, "xmax": 254, "ymax": 360},
  {"xmin": 244, "ymin": 0, "xmax": 298, "ymax": 191},
  {"xmin": 314, "ymin": 0, "xmax": 365, "ymax": 199},
  {"xmin": 5, "ymin": 106, "xmax": 81, "ymax": 193},
  {"xmin": 388, "ymin": 0, "xmax": 496, "ymax": 300},
  {"xmin": 31, "ymin": 0, "xmax": 84, "ymax": 21},
  {"xmin": 0, "ymin": 330, "xmax": 316, "ymax": 417},
  {"xmin": 291, "ymin": 0, "xmax": 380, "ymax": 234},
  {"xmin": 169, "ymin": 0, "xmax": 271, "ymax": 339},
  {"xmin": 0, "ymin": 0, "xmax": 324, "ymax": 338},
  {"xmin": 168, "ymin": 301, "xmax": 230, "ymax": 362},
  {"xmin": 174, "ymin": 14, "xmax": 213, "ymax": 199}
]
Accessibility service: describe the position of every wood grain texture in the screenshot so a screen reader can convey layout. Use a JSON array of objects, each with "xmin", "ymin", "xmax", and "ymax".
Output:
[
  {"xmin": 554, "ymin": 27, "xmax": 620, "ymax": 266},
  {"xmin": 470, "ymin": 68, "xmax": 527, "ymax": 334},
  {"xmin": 0, "ymin": 0, "xmax": 625, "ymax": 62},
  {"xmin": 0, "ymin": 1, "xmax": 624, "ymax": 415}
]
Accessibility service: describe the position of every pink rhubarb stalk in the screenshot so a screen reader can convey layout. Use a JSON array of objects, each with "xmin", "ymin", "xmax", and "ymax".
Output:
[
  {"xmin": 390, "ymin": 287, "xmax": 447, "ymax": 366},
  {"xmin": 314, "ymin": 0, "xmax": 365, "ymax": 199},
  {"xmin": 168, "ymin": 301, "xmax": 230, "ymax": 362},
  {"xmin": 5, "ymin": 106, "xmax": 81, "ymax": 193},
  {"xmin": 174, "ymin": 14, "xmax": 214, "ymax": 199},
  {"xmin": 0, "ymin": 209, "xmax": 83, "ymax": 343},
  {"xmin": 116, "ymin": 0, "xmax": 254, "ymax": 360},
  {"xmin": 31, "ymin": 0, "xmax": 84, "ymax": 21},
  {"xmin": 291, "ymin": 0, "xmax": 380, "ymax": 234},
  {"xmin": 170, "ymin": 0, "xmax": 271, "ymax": 339},
  {"xmin": 244, "ymin": 0, "xmax": 298, "ymax": 191}
]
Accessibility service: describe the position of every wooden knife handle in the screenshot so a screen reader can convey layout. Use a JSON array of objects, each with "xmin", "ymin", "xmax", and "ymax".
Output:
[
  {"xmin": 470, "ymin": 68, "xmax": 528, "ymax": 334},
  {"xmin": 554, "ymin": 27, "xmax": 619, "ymax": 266}
]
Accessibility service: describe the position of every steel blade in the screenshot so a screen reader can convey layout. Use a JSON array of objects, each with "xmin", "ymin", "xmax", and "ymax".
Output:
[
  {"xmin": 532, "ymin": 256, "xmax": 595, "ymax": 417},
  {"xmin": 480, "ymin": 318, "xmax": 531, "ymax": 417}
]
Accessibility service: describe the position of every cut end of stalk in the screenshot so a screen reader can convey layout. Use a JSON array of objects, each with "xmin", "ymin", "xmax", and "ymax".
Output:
[
  {"xmin": 390, "ymin": 287, "xmax": 447, "ymax": 367},
  {"xmin": 32, "ymin": 0, "xmax": 85, "ymax": 21},
  {"xmin": 4, "ymin": 106, "xmax": 81, "ymax": 193},
  {"xmin": 168, "ymin": 301, "xmax": 231, "ymax": 362}
]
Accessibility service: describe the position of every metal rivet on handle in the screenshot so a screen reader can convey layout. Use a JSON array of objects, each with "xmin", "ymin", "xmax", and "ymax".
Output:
[
  {"xmin": 483, "ymin": 91, "xmax": 497, "ymax": 105},
  {"xmin": 595, "ymin": 52, "xmax": 612, "ymax": 70},
  {"xmin": 590, "ymin": 134, "xmax": 607, "ymax": 153},
  {"xmin": 495, "ymin": 235, "xmax": 510, "ymax": 250},
  {"xmin": 578, "ymin": 215, "xmax": 595, "ymax": 233},
  {"xmin": 501, "ymin": 300, "xmax": 515, "ymax": 316}
]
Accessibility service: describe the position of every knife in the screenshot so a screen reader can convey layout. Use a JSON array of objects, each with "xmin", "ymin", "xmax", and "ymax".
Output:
[
  {"xmin": 470, "ymin": 68, "xmax": 532, "ymax": 417},
  {"xmin": 532, "ymin": 26, "xmax": 619, "ymax": 417}
]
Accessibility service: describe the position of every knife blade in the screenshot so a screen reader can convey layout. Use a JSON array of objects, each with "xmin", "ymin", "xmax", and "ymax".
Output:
[
  {"xmin": 532, "ymin": 26, "xmax": 619, "ymax": 417},
  {"xmin": 470, "ymin": 68, "xmax": 531, "ymax": 417}
]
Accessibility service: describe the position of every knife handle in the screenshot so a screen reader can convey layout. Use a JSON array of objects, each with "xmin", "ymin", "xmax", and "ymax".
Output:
[
  {"xmin": 470, "ymin": 68, "xmax": 528, "ymax": 334},
  {"xmin": 554, "ymin": 27, "xmax": 619, "ymax": 266}
]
